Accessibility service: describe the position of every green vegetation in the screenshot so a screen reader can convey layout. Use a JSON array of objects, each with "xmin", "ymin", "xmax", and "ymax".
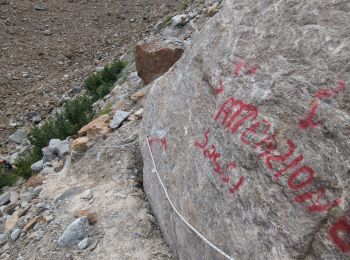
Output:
[
  {"xmin": 85, "ymin": 60, "xmax": 127, "ymax": 100},
  {"xmin": 4, "ymin": 60, "xmax": 127, "ymax": 184},
  {"xmin": 0, "ymin": 171, "xmax": 18, "ymax": 190},
  {"xmin": 164, "ymin": 15, "xmax": 173, "ymax": 27},
  {"xmin": 97, "ymin": 102, "xmax": 113, "ymax": 116}
]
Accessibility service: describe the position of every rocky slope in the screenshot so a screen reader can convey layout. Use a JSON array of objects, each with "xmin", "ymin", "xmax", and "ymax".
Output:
[{"xmin": 0, "ymin": 0, "xmax": 223, "ymax": 259}]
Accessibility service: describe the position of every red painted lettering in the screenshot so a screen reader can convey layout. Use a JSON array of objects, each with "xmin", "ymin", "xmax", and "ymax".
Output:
[
  {"xmin": 241, "ymin": 119, "xmax": 271, "ymax": 145},
  {"xmin": 220, "ymin": 162, "xmax": 236, "ymax": 183},
  {"xmin": 294, "ymin": 188, "xmax": 341, "ymax": 213},
  {"xmin": 225, "ymin": 102, "xmax": 258, "ymax": 133},
  {"xmin": 233, "ymin": 61, "xmax": 245, "ymax": 76},
  {"xmin": 195, "ymin": 130, "xmax": 209, "ymax": 149},
  {"xmin": 274, "ymin": 155, "xmax": 304, "ymax": 180},
  {"xmin": 264, "ymin": 140, "xmax": 296, "ymax": 171},
  {"xmin": 229, "ymin": 176, "xmax": 245, "ymax": 194},
  {"xmin": 254, "ymin": 133, "xmax": 277, "ymax": 158},
  {"xmin": 214, "ymin": 98, "xmax": 236, "ymax": 126},
  {"xmin": 329, "ymin": 217, "xmax": 350, "ymax": 253},
  {"xmin": 247, "ymin": 66, "xmax": 258, "ymax": 75},
  {"xmin": 148, "ymin": 137, "xmax": 167, "ymax": 151},
  {"xmin": 287, "ymin": 166, "xmax": 315, "ymax": 190},
  {"xmin": 299, "ymin": 101, "xmax": 321, "ymax": 129},
  {"xmin": 315, "ymin": 79, "xmax": 346, "ymax": 99}
]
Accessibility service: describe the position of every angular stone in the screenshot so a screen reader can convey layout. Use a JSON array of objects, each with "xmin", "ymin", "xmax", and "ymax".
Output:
[
  {"xmin": 134, "ymin": 108, "xmax": 144, "ymax": 116},
  {"xmin": 136, "ymin": 36, "xmax": 185, "ymax": 84},
  {"xmin": 42, "ymin": 147, "xmax": 57, "ymax": 163},
  {"xmin": 77, "ymin": 237, "xmax": 89, "ymax": 250},
  {"xmin": 80, "ymin": 189, "xmax": 93, "ymax": 200},
  {"xmin": 0, "ymin": 192, "xmax": 11, "ymax": 206},
  {"xmin": 48, "ymin": 139, "xmax": 69, "ymax": 159},
  {"xmin": 71, "ymin": 137, "xmax": 89, "ymax": 153},
  {"xmin": 127, "ymin": 72, "xmax": 143, "ymax": 89},
  {"xmin": 109, "ymin": 110, "xmax": 130, "ymax": 129},
  {"xmin": 30, "ymin": 160, "xmax": 43, "ymax": 173},
  {"xmin": 9, "ymin": 153, "xmax": 18, "ymax": 164},
  {"xmin": 154, "ymin": 21, "xmax": 164, "ymax": 34},
  {"xmin": 3, "ymin": 204, "xmax": 17, "ymax": 215},
  {"xmin": 58, "ymin": 217, "xmax": 89, "ymax": 247},
  {"xmin": 40, "ymin": 166, "xmax": 55, "ymax": 176},
  {"xmin": 9, "ymin": 191, "xmax": 19, "ymax": 204},
  {"xmin": 139, "ymin": 1, "xmax": 350, "ymax": 259},
  {"xmin": 78, "ymin": 115, "xmax": 110, "ymax": 139},
  {"xmin": 9, "ymin": 129, "xmax": 27, "ymax": 144},
  {"xmin": 171, "ymin": 14, "xmax": 190, "ymax": 27},
  {"xmin": 10, "ymin": 229, "xmax": 21, "ymax": 241}
]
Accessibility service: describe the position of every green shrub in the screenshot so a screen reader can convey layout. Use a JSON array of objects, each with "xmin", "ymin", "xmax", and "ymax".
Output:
[
  {"xmin": 63, "ymin": 95, "xmax": 94, "ymax": 132},
  {"xmin": 13, "ymin": 60, "xmax": 126, "ymax": 182},
  {"xmin": 164, "ymin": 15, "xmax": 173, "ymax": 27},
  {"xmin": 0, "ymin": 170, "xmax": 18, "ymax": 190},
  {"xmin": 84, "ymin": 74, "xmax": 103, "ymax": 98},
  {"xmin": 29, "ymin": 94, "xmax": 94, "ymax": 155},
  {"xmin": 84, "ymin": 60, "xmax": 127, "ymax": 100},
  {"xmin": 13, "ymin": 151, "xmax": 41, "ymax": 179}
]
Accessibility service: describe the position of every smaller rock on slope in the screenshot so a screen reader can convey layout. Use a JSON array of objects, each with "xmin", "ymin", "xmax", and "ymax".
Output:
[
  {"xmin": 58, "ymin": 217, "xmax": 89, "ymax": 247},
  {"xmin": 136, "ymin": 36, "xmax": 185, "ymax": 84}
]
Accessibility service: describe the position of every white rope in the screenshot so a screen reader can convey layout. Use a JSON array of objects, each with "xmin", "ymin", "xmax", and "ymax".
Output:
[{"xmin": 145, "ymin": 137, "xmax": 234, "ymax": 260}]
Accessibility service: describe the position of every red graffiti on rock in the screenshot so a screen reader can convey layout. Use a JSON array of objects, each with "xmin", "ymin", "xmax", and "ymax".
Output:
[
  {"xmin": 299, "ymin": 80, "xmax": 346, "ymax": 130},
  {"xmin": 148, "ymin": 136, "xmax": 167, "ymax": 151},
  {"xmin": 233, "ymin": 60, "xmax": 259, "ymax": 76},
  {"xmin": 194, "ymin": 130, "xmax": 244, "ymax": 194},
  {"xmin": 329, "ymin": 216, "xmax": 350, "ymax": 253},
  {"xmin": 213, "ymin": 93, "xmax": 347, "ymax": 252}
]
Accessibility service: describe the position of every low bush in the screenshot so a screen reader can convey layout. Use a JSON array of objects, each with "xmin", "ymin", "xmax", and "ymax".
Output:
[
  {"xmin": 29, "ymin": 94, "xmax": 94, "ymax": 155},
  {"xmin": 84, "ymin": 60, "xmax": 127, "ymax": 100},
  {"xmin": 13, "ymin": 151, "xmax": 41, "ymax": 179},
  {"xmin": 0, "ymin": 170, "xmax": 18, "ymax": 190},
  {"xmin": 11, "ymin": 60, "xmax": 126, "ymax": 182}
]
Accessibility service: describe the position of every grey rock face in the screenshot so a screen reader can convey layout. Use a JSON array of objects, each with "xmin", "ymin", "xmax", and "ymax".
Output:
[
  {"xmin": 3, "ymin": 204, "xmax": 17, "ymax": 215},
  {"xmin": 10, "ymin": 229, "xmax": 21, "ymax": 241},
  {"xmin": 80, "ymin": 189, "xmax": 93, "ymax": 200},
  {"xmin": 110, "ymin": 110, "xmax": 130, "ymax": 129},
  {"xmin": 140, "ymin": 0, "xmax": 350, "ymax": 259},
  {"xmin": 9, "ymin": 152, "xmax": 18, "ymax": 164},
  {"xmin": 58, "ymin": 217, "xmax": 89, "ymax": 247},
  {"xmin": 30, "ymin": 160, "xmax": 43, "ymax": 173},
  {"xmin": 42, "ymin": 147, "xmax": 57, "ymax": 163},
  {"xmin": 9, "ymin": 129, "xmax": 27, "ymax": 144},
  {"xmin": 40, "ymin": 166, "xmax": 55, "ymax": 176},
  {"xmin": 0, "ymin": 192, "xmax": 11, "ymax": 206},
  {"xmin": 77, "ymin": 237, "xmax": 89, "ymax": 250},
  {"xmin": 48, "ymin": 139, "xmax": 69, "ymax": 159},
  {"xmin": 154, "ymin": 21, "xmax": 164, "ymax": 34},
  {"xmin": 171, "ymin": 14, "xmax": 190, "ymax": 27}
]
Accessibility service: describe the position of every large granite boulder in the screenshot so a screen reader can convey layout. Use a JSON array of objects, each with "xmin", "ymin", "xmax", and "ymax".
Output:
[{"xmin": 139, "ymin": 0, "xmax": 350, "ymax": 259}]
